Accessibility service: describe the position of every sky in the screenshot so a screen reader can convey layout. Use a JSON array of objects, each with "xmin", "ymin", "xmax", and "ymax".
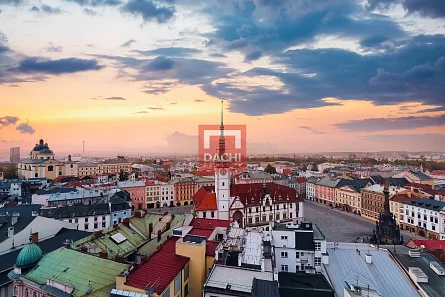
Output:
[{"xmin": 0, "ymin": 0, "xmax": 445, "ymax": 156}]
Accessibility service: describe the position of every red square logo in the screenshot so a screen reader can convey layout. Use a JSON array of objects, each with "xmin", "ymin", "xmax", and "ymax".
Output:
[{"xmin": 198, "ymin": 125, "xmax": 246, "ymax": 173}]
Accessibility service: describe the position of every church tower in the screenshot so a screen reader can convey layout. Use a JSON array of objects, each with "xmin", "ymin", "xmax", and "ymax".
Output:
[{"xmin": 215, "ymin": 101, "xmax": 230, "ymax": 220}]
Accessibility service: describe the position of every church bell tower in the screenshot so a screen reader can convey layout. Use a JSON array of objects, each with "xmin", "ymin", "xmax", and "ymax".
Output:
[{"xmin": 215, "ymin": 101, "xmax": 230, "ymax": 220}]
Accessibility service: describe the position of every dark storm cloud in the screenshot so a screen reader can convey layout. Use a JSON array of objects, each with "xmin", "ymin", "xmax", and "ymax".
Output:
[
  {"xmin": 360, "ymin": 35, "xmax": 389, "ymax": 48},
  {"xmin": 16, "ymin": 123, "xmax": 35, "ymax": 134},
  {"xmin": 367, "ymin": 0, "xmax": 445, "ymax": 18},
  {"xmin": 120, "ymin": 0, "xmax": 175, "ymax": 23},
  {"xmin": 134, "ymin": 47, "xmax": 201, "ymax": 57},
  {"xmin": 336, "ymin": 114, "xmax": 445, "ymax": 132},
  {"xmin": 12, "ymin": 57, "xmax": 104, "ymax": 74}
]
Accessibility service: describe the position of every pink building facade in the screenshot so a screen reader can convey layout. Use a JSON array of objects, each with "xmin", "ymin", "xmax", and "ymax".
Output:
[
  {"xmin": 117, "ymin": 181, "xmax": 146, "ymax": 210},
  {"xmin": 314, "ymin": 178, "xmax": 340, "ymax": 205}
]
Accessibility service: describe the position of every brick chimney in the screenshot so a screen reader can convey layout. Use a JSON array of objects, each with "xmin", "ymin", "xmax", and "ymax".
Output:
[
  {"xmin": 148, "ymin": 223, "xmax": 153, "ymax": 239},
  {"xmin": 123, "ymin": 218, "xmax": 130, "ymax": 226},
  {"xmin": 157, "ymin": 230, "xmax": 161, "ymax": 242},
  {"xmin": 166, "ymin": 221, "xmax": 171, "ymax": 230},
  {"xmin": 31, "ymin": 232, "xmax": 38, "ymax": 244},
  {"xmin": 99, "ymin": 251, "xmax": 108, "ymax": 259}
]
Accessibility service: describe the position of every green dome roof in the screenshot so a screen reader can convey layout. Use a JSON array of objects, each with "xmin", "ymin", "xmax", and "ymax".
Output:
[{"xmin": 16, "ymin": 243, "xmax": 42, "ymax": 268}]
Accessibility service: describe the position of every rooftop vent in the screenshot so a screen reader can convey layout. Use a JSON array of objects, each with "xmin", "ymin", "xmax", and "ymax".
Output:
[
  {"xmin": 365, "ymin": 253, "xmax": 372, "ymax": 264},
  {"xmin": 409, "ymin": 249, "xmax": 421, "ymax": 258},
  {"xmin": 430, "ymin": 261, "xmax": 445, "ymax": 276},
  {"xmin": 408, "ymin": 267, "xmax": 428, "ymax": 283}
]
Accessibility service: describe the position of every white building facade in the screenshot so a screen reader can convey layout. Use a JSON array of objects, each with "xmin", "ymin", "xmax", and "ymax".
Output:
[
  {"xmin": 160, "ymin": 183, "xmax": 174, "ymax": 207},
  {"xmin": 402, "ymin": 198, "xmax": 445, "ymax": 240},
  {"xmin": 271, "ymin": 222, "xmax": 327, "ymax": 273}
]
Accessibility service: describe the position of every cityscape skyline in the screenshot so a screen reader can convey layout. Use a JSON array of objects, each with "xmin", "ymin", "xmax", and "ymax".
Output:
[{"xmin": 1, "ymin": 0, "xmax": 445, "ymax": 154}]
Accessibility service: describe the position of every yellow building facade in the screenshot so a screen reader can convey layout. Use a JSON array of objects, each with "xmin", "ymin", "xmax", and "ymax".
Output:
[{"xmin": 18, "ymin": 139, "xmax": 65, "ymax": 179}]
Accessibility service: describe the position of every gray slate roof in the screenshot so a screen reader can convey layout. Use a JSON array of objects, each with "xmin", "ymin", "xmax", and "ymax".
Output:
[
  {"xmin": 324, "ymin": 243, "xmax": 420, "ymax": 297},
  {"xmin": 393, "ymin": 246, "xmax": 445, "ymax": 297}
]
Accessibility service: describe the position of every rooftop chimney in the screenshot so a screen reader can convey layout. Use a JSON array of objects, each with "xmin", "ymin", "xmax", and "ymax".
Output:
[
  {"xmin": 148, "ymin": 223, "xmax": 153, "ymax": 240},
  {"xmin": 157, "ymin": 230, "xmax": 161, "ymax": 242},
  {"xmin": 31, "ymin": 232, "xmax": 39, "ymax": 244},
  {"xmin": 365, "ymin": 253, "xmax": 372, "ymax": 264},
  {"xmin": 11, "ymin": 216, "xmax": 18, "ymax": 226},
  {"xmin": 99, "ymin": 251, "xmax": 108, "ymax": 259},
  {"xmin": 7, "ymin": 227, "xmax": 14, "ymax": 238}
]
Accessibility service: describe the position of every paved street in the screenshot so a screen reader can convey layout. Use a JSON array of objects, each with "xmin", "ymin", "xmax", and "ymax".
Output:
[{"xmin": 304, "ymin": 201, "xmax": 415, "ymax": 243}]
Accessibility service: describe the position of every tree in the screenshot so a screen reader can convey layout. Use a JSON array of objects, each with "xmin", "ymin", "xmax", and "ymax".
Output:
[
  {"xmin": 264, "ymin": 164, "xmax": 277, "ymax": 174},
  {"xmin": 119, "ymin": 170, "xmax": 128, "ymax": 181},
  {"xmin": 3, "ymin": 165, "xmax": 18, "ymax": 179}
]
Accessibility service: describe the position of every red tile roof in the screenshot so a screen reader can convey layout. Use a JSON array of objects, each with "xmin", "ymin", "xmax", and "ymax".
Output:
[
  {"xmin": 193, "ymin": 182, "xmax": 301, "ymax": 206},
  {"xmin": 53, "ymin": 176, "xmax": 68, "ymax": 183},
  {"xmin": 391, "ymin": 193, "xmax": 419, "ymax": 203},
  {"xmin": 195, "ymin": 190, "xmax": 217, "ymax": 211},
  {"xmin": 295, "ymin": 177, "xmax": 308, "ymax": 184},
  {"xmin": 206, "ymin": 241, "xmax": 220, "ymax": 257},
  {"xmin": 190, "ymin": 218, "xmax": 230, "ymax": 230},
  {"xmin": 431, "ymin": 170, "xmax": 445, "ymax": 175},
  {"xmin": 189, "ymin": 228, "xmax": 214, "ymax": 239},
  {"xmin": 126, "ymin": 237, "xmax": 189, "ymax": 295},
  {"xmin": 409, "ymin": 240, "xmax": 445, "ymax": 250}
]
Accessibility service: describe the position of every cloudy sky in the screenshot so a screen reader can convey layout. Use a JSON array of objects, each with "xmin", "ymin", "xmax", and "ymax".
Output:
[{"xmin": 0, "ymin": 0, "xmax": 444, "ymax": 156}]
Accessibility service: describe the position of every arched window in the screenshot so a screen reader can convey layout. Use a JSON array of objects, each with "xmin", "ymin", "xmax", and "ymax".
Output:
[{"xmin": 48, "ymin": 165, "xmax": 54, "ymax": 171}]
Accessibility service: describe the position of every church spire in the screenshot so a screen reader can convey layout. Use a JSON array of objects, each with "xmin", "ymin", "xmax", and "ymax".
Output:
[{"xmin": 219, "ymin": 101, "xmax": 225, "ymax": 157}]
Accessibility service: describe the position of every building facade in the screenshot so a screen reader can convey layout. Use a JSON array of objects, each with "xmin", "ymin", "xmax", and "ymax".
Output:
[
  {"xmin": 145, "ymin": 180, "xmax": 161, "ymax": 208},
  {"xmin": 314, "ymin": 178, "xmax": 340, "ymax": 205},
  {"xmin": 361, "ymin": 184, "xmax": 407, "ymax": 220},
  {"xmin": 173, "ymin": 178, "xmax": 197, "ymax": 206},
  {"xmin": 117, "ymin": 181, "xmax": 146, "ymax": 210},
  {"xmin": 272, "ymin": 222, "xmax": 327, "ymax": 273},
  {"xmin": 160, "ymin": 182, "xmax": 174, "ymax": 207},
  {"xmin": 288, "ymin": 177, "xmax": 307, "ymax": 199},
  {"xmin": 306, "ymin": 177, "xmax": 318, "ymax": 201},
  {"xmin": 402, "ymin": 198, "xmax": 445, "ymax": 240},
  {"xmin": 18, "ymin": 139, "xmax": 65, "ymax": 179},
  {"xmin": 9, "ymin": 147, "xmax": 20, "ymax": 163}
]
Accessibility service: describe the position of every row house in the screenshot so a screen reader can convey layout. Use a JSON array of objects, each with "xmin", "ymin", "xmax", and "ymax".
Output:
[
  {"xmin": 335, "ymin": 179, "xmax": 371, "ymax": 214},
  {"xmin": 314, "ymin": 178, "xmax": 340, "ymax": 205},
  {"xmin": 305, "ymin": 177, "xmax": 319, "ymax": 201},
  {"xmin": 160, "ymin": 182, "xmax": 174, "ymax": 207},
  {"xmin": 145, "ymin": 180, "xmax": 161, "ymax": 209},
  {"xmin": 288, "ymin": 176, "xmax": 307, "ymax": 198},
  {"xmin": 361, "ymin": 184, "xmax": 408, "ymax": 220},
  {"xmin": 402, "ymin": 198, "xmax": 445, "ymax": 240},
  {"xmin": 117, "ymin": 181, "xmax": 146, "ymax": 210},
  {"xmin": 172, "ymin": 178, "xmax": 197, "ymax": 206}
]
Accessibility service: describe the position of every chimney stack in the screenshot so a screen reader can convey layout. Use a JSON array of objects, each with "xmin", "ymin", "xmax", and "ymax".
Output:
[
  {"xmin": 157, "ymin": 230, "xmax": 161, "ymax": 242},
  {"xmin": 7, "ymin": 227, "xmax": 14, "ymax": 238},
  {"xmin": 365, "ymin": 253, "xmax": 372, "ymax": 264},
  {"xmin": 31, "ymin": 232, "xmax": 38, "ymax": 244},
  {"xmin": 166, "ymin": 221, "xmax": 171, "ymax": 230},
  {"xmin": 123, "ymin": 218, "xmax": 130, "ymax": 226},
  {"xmin": 99, "ymin": 251, "xmax": 108, "ymax": 259},
  {"xmin": 148, "ymin": 223, "xmax": 153, "ymax": 239}
]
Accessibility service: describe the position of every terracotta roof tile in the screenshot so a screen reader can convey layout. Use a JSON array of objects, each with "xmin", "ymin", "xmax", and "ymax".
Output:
[
  {"xmin": 190, "ymin": 218, "xmax": 230, "ymax": 230},
  {"xmin": 188, "ymin": 228, "xmax": 214, "ymax": 239},
  {"xmin": 193, "ymin": 182, "xmax": 301, "ymax": 207},
  {"xmin": 206, "ymin": 241, "xmax": 220, "ymax": 257},
  {"xmin": 195, "ymin": 193, "xmax": 217, "ymax": 211},
  {"xmin": 126, "ymin": 237, "xmax": 189, "ymax": 295},
  {"xmin": 391, "ymin": 193, "xmax": 420, "ymax": 203},
  {"xmin": 410, "ymin": 240, "xmax": 445, "ymax": 250}
]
